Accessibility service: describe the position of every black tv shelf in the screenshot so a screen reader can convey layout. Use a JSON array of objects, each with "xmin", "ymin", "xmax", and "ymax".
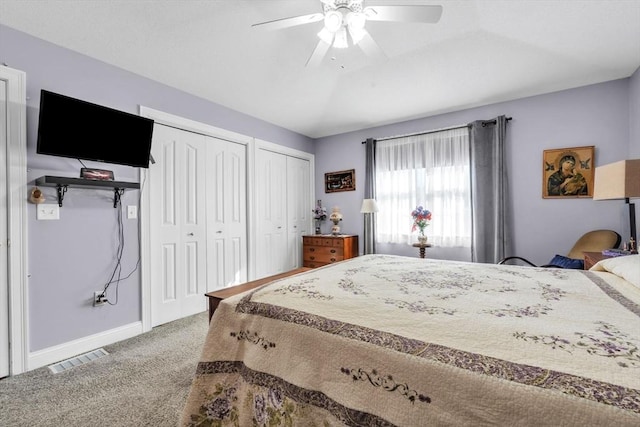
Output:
[{"xmin": 36, "ymin": 175, "xmax": 140, "ymax": 208}]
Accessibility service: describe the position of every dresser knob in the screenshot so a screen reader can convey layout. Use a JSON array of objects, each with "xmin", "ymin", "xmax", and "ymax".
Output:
[
  {"xmin": 310, "ymin": 256, "xmax": 315, "ymax": 260},
  {"xmin": 330, "ymin": 258, "xmax": 336, "ymax": 262},
  {"xmin": 330, "ymin": 249, "xmax": 336, "ymax": 253},
  {"xmin": 309, "ymin": 248, "xmax": 315, "ymax": 252}
]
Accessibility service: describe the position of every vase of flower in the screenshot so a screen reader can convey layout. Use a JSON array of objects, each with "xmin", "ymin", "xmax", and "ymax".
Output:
[
  {"xmin": 313, "ymin": 200, "xmax": 327, "ymax": 235},
  {"xmin": 411, "ymin": 205, "xmax": 432, "ymax": 244}
]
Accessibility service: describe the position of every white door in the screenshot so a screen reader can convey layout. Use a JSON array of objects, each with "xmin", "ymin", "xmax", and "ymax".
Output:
[
  {"xmin": 0, "ymin": 79, "xmax": 9, "ymax": 378},
  {"xmin": 256, "ymin": 149, "xmax": 288, "ymax": 277},
  {"xmin": 206, "ymin": 137, "xmax": 247, "ymax": 290},
  {"xmin": 150, "ymin": 124, "xmax": 207, "ymax": 326},
  {"xmin": 286, "ymin": 157, "xmax": 311, "ymax": 269}
]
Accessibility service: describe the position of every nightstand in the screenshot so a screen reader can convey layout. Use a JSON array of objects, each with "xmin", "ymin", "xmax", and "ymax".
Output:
[
  {"xmin": 412, "ymin": 242, "xmax": 432, "ymax": 259},
  {"xmin": 583, "ymin": 252, "xmax": 612, "ymax": 270}
]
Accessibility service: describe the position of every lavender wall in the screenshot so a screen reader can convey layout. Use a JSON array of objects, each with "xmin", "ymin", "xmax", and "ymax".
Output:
[
  {"xmin": 314, "ymin": 78, "xmax": 635, "ymax": 265},
  {"xmin": 0, "ymin": 25, "xmax": 313, "ymax": 352}
]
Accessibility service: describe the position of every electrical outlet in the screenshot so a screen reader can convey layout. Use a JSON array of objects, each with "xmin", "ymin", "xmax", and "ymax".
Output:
[
  {"xmin": 127, "ymin": 205, "xmax": 137, "ymax": 219},
  {"xmin": 36, "ymin": 204, "xmax": 60, "ymax": 220},
  {"xmin": 93, "ymin": 291, "xmax": 107, "ymax": 307}
]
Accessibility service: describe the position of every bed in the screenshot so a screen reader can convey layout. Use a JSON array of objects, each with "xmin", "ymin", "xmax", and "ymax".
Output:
[{"xmin": 181, "ymin": 254, "xmax": 640, "ymax": 426}]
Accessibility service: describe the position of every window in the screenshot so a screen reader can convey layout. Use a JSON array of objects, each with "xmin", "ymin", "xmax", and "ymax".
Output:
[{"xmin": 375, "ymin": 127, "xmax": 471, "ymax": 247}]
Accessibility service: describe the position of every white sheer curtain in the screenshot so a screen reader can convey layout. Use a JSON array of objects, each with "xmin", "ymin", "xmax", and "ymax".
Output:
[{"xmin": 375, "ymin": 127, "xmax": 471, "ymax": 248}]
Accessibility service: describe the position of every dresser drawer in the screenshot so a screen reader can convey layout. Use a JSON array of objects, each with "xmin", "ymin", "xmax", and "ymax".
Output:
[
  {"xmin": 304, "ymin": 246, "xmax": 343, "ymax": 262},
  {"xmin": 303, "ymin": 237, "xmax": 339, "ymax": 247},
  {"xmin": 303, "ymin": 261, "xmax": 326, "ymax": 268}
]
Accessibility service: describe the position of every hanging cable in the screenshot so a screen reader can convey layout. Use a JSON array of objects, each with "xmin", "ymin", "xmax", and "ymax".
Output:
[{"xmin": 102, "ymin": 171, "xmax": 147, "ymax": 305}]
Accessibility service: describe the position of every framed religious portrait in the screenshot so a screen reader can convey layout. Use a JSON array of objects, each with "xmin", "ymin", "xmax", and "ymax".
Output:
[
  {"xmin": 542, "ymin": 146, "xmax": 594, "ymax": 198},
  {"xmin": 325, "ymin": 169, "xmax": 356, "ymax": 193}
]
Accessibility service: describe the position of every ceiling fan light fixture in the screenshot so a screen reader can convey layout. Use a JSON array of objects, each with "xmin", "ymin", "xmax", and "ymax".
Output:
[
  {"xmin": 333, "ymin": 26, "xmax": 349, "ymax": 48},
  {"xmin": 346, "ymin": 11, "xmax": 366, "ymax": 30},
  {"xmin": 324, "ymin": 10, "xmax": 343, "ymax": 33},
  {"xmin": 317, "ymin": 27, "xmax": 335, "ymax": 45},
  {"xmin": 348, "ymin": 26, "xmax": 365, "ymax": 45},
  {"xmin": 346, "ymin": 12, "xmax": 366, "ymax": 44}
]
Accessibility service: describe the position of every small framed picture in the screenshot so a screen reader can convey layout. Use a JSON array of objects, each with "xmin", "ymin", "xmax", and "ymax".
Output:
[
  {"xmin": 542, "ymin": 146, "xmax": 594, "ymax": 198},
  {"xmin": 325, "ymin": 169, "xmax": 355, "ymax": 193}
]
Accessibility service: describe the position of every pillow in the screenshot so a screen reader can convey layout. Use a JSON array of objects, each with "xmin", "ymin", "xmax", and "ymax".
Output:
[
  {"xmin": 548, "ymin": 254, "xmax": 584, "ymax": 269},
  {"xmin": 590, "ymin": 254, "xmax": 640, "ymax": 288}
]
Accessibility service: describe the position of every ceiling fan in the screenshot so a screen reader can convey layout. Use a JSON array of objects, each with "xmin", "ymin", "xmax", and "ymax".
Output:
[{"xmin": 252, "ymin": 0, "xmax": 443, "ymax": 67}]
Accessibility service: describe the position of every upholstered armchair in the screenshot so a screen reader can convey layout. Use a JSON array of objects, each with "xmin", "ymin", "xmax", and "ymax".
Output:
[{"xmin": 498, "ymin": 229, "xmax": 621, "ymax": 269}]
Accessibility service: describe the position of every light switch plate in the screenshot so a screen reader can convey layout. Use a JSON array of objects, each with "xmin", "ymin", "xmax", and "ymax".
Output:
[
  {"xmin": 127, "ymin": 205, "xmax": 138, "ymax": 219},
  {"xmin": 36, "ymin": 204, "xmax": 60, "ymax": 220}
]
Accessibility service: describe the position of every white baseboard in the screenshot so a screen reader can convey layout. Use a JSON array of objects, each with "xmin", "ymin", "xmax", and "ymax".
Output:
[{"xmin": 27, "ymin": 321, "xmax": 143, "ymax": 372}]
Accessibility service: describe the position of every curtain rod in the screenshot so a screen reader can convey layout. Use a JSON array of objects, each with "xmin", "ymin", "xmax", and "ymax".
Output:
[
  {"xmin": 482, "ymin": 117, "xmax": 513, "ymax": 127},
  {"xmin": 362, "ymin": 116, "xmax": 512, "ymax": 143},
  {"xmin": 367, "ymin": 123, "xmax": 467, "ymax": 143}
]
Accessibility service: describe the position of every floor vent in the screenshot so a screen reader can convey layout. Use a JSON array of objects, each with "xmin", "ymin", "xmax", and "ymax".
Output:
[{"xmin": 48, "ymin": 348, "xmax": 109, "ymax": 374}]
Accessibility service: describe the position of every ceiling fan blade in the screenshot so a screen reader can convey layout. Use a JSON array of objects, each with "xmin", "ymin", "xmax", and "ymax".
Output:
[
  {"xmin": 252, "ymin": 13, "xmax": 324, "ymax": 31},
  {"xmin": 364, "ymin": 5, "xmax": 443, "ymax": 23},
  {"xmin": 357, "ymin": 30, "xmax": 387, "ymax": 61},
  {"xmin": 306, "ymin": 40, "xmax": 331, "ymax": 67}
]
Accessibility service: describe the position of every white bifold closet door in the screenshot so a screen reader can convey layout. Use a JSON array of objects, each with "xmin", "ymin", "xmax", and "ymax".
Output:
[
  {"xmin": 205, "ymin": 137, "xmax": 247, "ymax": 291},
  {"xmin": 255, "ymin": 149, "xmax": 311, "ymax": 278},
  {"xmin": 150, "ymin": 124, "xmax": 208, "ymax": 327},
  {"xmin": 286, "ymin": 156, "xmax": 311, "ymax": 269},
  {"xmin": 256, "ymin": 149, "xmax": 287, "ymax": 277},
  {"xmin": 149, "ymin": 124, "xmax": 248, "ymax": 327}
]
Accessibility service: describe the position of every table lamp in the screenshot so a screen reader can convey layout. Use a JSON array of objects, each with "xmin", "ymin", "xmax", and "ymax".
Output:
[{"xmin": 593, "ymin": 159, "xmax": 640, "ymax": 252}]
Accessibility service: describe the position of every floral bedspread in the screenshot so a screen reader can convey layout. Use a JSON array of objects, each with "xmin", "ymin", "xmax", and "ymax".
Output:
[{"xmin": 182, "ymin": 255, "xmax": 640, "ymax": 426}]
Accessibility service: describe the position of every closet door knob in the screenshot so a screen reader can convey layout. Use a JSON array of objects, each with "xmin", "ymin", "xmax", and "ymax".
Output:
[{"xmin": 187, "ymin": 232, "xmax": 194, "ymax": 236}]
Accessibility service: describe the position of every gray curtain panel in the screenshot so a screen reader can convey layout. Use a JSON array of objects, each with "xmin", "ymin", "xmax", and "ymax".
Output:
[
  {"xmin": 469, "ymin": 116, "xmax": 512, "ymax": 263},
  {"xmin": 363, "ymin": 138, "xmax": 377, "ymax": 254}
]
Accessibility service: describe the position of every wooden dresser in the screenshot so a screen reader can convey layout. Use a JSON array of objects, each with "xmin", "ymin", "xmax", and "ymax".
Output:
[{"xmin": 303, "ymin": 235, "xmax": 359, "ymax": 268}]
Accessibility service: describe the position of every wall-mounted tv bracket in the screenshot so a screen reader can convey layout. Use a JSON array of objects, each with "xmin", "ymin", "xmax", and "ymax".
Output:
[{"xmin": 36, "ymin": 176, "xmax": 141, "ymax": 208}]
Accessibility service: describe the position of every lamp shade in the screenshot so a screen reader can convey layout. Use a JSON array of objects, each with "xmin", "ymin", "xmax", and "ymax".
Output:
[
  {"xmin": 593, "ymin": 159, "xmax": 640, "ymax": 200},
  {"xmin": 360, "ymin": 198, "xmax": 379, "ymax": 213}
]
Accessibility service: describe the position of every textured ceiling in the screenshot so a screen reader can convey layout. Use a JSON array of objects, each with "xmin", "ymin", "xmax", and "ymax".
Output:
[{"xmin": 1, "ymin": 0, "xmax": 639, "ymax": 138}]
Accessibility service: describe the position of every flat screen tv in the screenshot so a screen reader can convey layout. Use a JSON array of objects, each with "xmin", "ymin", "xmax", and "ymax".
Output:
[{"xmin": 36, "ymin": 90, "xmax": 154, "ymax": 168}]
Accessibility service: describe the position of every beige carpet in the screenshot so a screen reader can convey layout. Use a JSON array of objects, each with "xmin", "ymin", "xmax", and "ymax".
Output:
[{"xmin": 0, "ymin": 312, "xmax": 209, "ymax": 427}]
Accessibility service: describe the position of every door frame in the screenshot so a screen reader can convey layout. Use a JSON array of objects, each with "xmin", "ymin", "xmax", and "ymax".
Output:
[
  {"xmin": 138, "ymin": 107, "xmax": 252, "ymax": 332},
  {"xmin": 1, "ymin": 66, "xmax": 28, "ymax": 375}
]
